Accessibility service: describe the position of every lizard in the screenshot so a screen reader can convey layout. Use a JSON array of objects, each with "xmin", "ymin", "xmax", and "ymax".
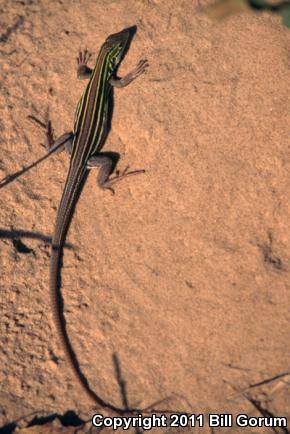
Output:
[
  {"xmin": 1, "ymin": 26, "xmax": 148, "ymax": 412},
  {"xmin": 49, "ymin": 26, "xmax": 148, "ymax": 411}
]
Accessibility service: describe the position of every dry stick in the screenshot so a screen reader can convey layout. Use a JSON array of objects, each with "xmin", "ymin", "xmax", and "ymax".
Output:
[
  {"xmin": 226, "ymin": 372, "xmax": 290, "ymax": 401},
  {"xmin": 227, "ymin": 379, "xmax": 290, "ymax": 434}
]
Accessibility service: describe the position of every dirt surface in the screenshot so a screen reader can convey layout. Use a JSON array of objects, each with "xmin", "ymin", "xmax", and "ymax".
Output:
[{"xmin": 1, "ymin": 0, "xmax": 290, "ymax": 433}]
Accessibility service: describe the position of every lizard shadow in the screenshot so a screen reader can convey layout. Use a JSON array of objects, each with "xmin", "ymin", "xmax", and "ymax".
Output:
[
  {"xmin": 0, "ymin": 351, "xmax": 190, "ymax": 434},
  {"xmin": 0, "ymin": 228, "xmax": 74, "ymax": 251}
]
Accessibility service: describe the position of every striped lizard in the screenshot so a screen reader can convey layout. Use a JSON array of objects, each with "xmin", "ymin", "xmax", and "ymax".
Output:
[
  {"xmin": 49, "ymin": 27, "xmax": 148, "ymax": 411},
  {"xmin": 1, "ymin": 26, "xmax": 148, "ymax": 412}
]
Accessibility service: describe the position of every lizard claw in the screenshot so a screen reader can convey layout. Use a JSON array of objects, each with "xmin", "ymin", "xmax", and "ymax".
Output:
[
  {"xmin": 45, "ymin": 120, "xmax": 55, "ymax": 151},
  {"xmin": 132, "ymin": 59, "xmax": 149, "ymax": 78},
  {"xmin": 77, "ymin": 49, "xmax": 91, "ymax": 67},
  {"xmin": 77, "ymin": 49, "xmax": 93, "ymax": 79}
]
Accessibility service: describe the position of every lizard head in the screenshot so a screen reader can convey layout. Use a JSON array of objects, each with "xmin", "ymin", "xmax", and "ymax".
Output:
[{"xmin": 103, "ymin": 26, "xmax": 137, "ymax": 69}]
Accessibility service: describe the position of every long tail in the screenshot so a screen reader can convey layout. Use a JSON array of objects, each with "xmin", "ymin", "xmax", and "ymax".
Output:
[{"xmin": 50, "ymin": 167, "xmax": 132, "ymax": 414}]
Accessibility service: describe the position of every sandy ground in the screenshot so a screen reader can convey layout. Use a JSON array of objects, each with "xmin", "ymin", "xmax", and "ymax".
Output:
[{"xmin": 1, "ymin": 0, "xmax": 290, "ymax": 433}]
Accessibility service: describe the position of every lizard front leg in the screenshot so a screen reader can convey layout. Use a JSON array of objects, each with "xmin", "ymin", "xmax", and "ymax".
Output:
[
  {"xmin": 77, "ymin": 49, "xmax": 93, "ymax": 80},
  {"xmin": 110, "ymin": 59, "xmax": 149, "ymax": 88}
]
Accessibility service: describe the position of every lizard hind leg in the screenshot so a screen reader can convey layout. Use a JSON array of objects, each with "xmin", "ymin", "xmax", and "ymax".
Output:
[
  {"xmin": 45, "ymin": 120, "xmax": 73, "ymax": 156},
  {"xmin": 28, "ymin": 115, "xmax": 73, "ymax": 156},
  {"xmin": 87, "ymin": 155, "xmax": 145, "ymax": 195}
]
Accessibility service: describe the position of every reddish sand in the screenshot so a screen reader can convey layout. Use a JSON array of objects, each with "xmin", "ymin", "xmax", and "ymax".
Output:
[{"xmin": 1, "ymin": 0, "xmax": 290, "ymax": 432}]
